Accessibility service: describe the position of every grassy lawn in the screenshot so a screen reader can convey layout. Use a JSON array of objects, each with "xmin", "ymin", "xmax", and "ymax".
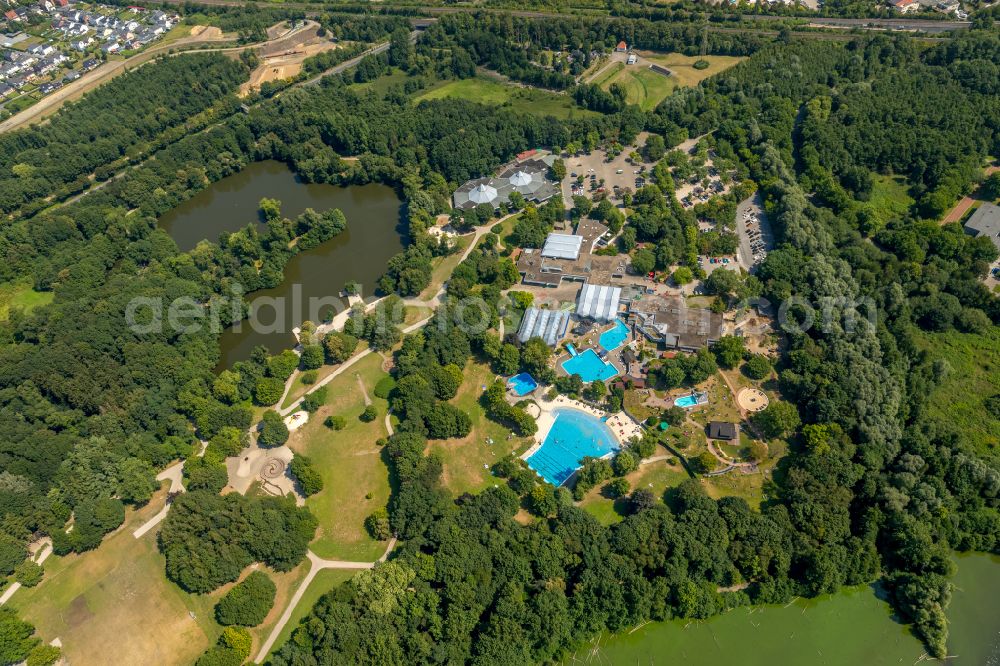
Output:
[
  {"xmin": 579, "ymin": 449, "xmax": 690, "ymax": 525},
  {"xmin": 427, "ymin": 361, "xmax": 532, "ymax": 495},
  {"xmin": 639, "ymin": 52, "xmax": 745, "ymax": 87},
  {"xmin": 415, "ymin": 77, "xmax": 599, "ymax": 120},
  {"xmin": 350, "ymin": 66, "xmax": 411, "ymax": 95},
  {"xmin": 914, "ymin": 327, "xmax": 1000, "ymax": 459},
  {"xmin": 591, "ymin": 61, "xmax": 624, "ymax": 87},
  {"xmin": 286, "ymin": 352, "xmax": 392, "ymax": 561},
  {"xmin": 265, "ymin": 569, "xmax": 356, "ymax": 660},
  {"xmin": 0, "ymin": 279, "xmax": 53, "ymax": 320},
  {"xmin": 598, "ymin": 65, "xmax": 676, "ymax": 111},
  {"xmin": 701, "ymin": 471, "xmax": 767, "ymax": 508},
  {"xmin": 419, "ymin": 234, "xmax": 472, "ymax": 302},
  {"xmin": 11, "ymin": 491, "xmax": 216, "ymax": 666},
  {"xmin": 868, "ymin": 174, "xmax": 915, "ymax": 226}
]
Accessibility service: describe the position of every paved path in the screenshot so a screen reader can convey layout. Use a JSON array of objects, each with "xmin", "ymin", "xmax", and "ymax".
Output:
[
  {"xmin": 255, "ymin": 537, "xmax": 397, "ymax": 661},
  {"xmin": 0, "ymin": 540, "xmax": 52, "ymax": 606},
  {"xmin": 132, "ymin": 461, "xmax": 186, "ymax": 538}
]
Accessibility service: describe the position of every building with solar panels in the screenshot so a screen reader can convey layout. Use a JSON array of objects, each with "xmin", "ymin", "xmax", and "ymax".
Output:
[
  {"xmin": 516, "ymin": 307, "xmax": 571, "ymax": 346},
  {"xmin": 452, "ymin": 154, "xmax": 560, "ymax": 211}
]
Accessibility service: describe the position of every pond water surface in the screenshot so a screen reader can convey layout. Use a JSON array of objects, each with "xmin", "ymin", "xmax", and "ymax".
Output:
[{"xmin": 157, "ymin": 160, "xmax": 405, "ymax": 366}]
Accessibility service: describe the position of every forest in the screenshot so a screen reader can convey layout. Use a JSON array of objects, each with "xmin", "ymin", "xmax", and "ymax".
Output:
[{"xmin": 0, "ymin": 8, "xmax": 997, "ymax": 665}]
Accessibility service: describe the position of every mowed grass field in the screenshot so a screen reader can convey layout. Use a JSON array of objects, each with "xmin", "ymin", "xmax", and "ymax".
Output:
[
  {"xmin": 10, "ymin": 491, "xmax": 215, "ymax": 666},
  {"xmin": 579, "ymin": 451, "xmax": 690, "ymax": 525},
  {"xmin": 596, "ymin": 64, "xmax": 674, "ymax": 111},
  {"xmin": 0, "ymin": 279, "xmax": 53, "ymax": 320},
  {"xmin": 638, "ymin": 52, "xmax": 746, "ymax": 87},
  {"xmin": 415, "ymin": 77, "xmax": 600, "ymax": 120},
  {"xmin": 287, "ymin": 352, "xmax": 393, "ymax": 561},
  {"xmin": 915, "ymin": 327, "xmax": 1000, "ymax": 458},
  {"xmin": 427, "ymin": 361, "xmax": 532, "ymax": 495}
]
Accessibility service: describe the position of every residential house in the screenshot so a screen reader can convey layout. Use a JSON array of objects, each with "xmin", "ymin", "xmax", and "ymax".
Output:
[
  {"xmin": 708, "ymin": 421, "xmax": 738, "ymax": 441},
  {"xmin": 615, "ymin": 40, "xmax": 627, "ymax": 52},
  {"xmin": 4, "ymin": 9, "xmax": 20, "ymax": 22},
  {"xmin": 891, "ymin": 0, "xmax": 919, "ymax": 12}
]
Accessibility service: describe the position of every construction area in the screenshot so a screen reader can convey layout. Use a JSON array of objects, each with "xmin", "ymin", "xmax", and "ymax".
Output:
[{"xmin": 239, "ymin": 21, "xmax": 342, "ymax": 95}]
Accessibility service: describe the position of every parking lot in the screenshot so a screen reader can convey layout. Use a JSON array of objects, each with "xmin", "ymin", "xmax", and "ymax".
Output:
[
  {"xmin": 735, "ymin": 193, "xmax": 774, "ymax": 272},
  {"xmin": 560, "ymin": 132, "xmax": 652, "ymax": 209}
]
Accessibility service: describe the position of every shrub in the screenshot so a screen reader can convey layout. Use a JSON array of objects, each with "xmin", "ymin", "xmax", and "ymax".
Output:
[
  {"xmin": 325, "ymin": 415, "xmax": 346, "ymax": 430},
  {"xmin": 215, "ymin": 571, "xmax": 276, "ymax": 626},
  {"xmin": 693, "ymin": 59, "xmax": 710, "ymax": 70},
  {"xmin": 360, "ymin": 405, "xmax": 377, "ymax": 422},
  {"xmin": 300, "ymin": 370, "xmax": 318, "ymax": 385},
  {"xmin": 258, "ymin": 411, "xmax": 289, "ymax": 448},
  {"xmin": 301, "ymin": 386, "xmax": 328, "ymax": 413},
  {"xmin": 607, "ymin": 477, "xmax": 631, "ymax": 498},
  {"xmin": 612, "ymin": 450, "xmax": 638, "ymax": 476}
]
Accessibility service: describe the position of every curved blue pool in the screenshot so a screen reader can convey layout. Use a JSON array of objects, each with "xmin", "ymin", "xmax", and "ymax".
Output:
[
  {"xmin": 561, "ymin": 348, "xmax": 619, "ymax": 383},
  {"xmin": 599, "ymin": 319, "xmax": 629, "ymax": 351},
  {"xmin": 526, "ymin": 408, "xmax": 620, "ymax": 486}
]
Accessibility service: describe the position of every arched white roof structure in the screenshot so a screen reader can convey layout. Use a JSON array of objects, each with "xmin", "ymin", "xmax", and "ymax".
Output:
[{"xmin": 468, "ymin": 183, "xmax": 498, "ymax": 205}]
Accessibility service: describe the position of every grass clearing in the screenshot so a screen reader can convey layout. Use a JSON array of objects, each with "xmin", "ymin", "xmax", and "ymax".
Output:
[
  {"xmin": 579, "ymin": 450, "xmax": 690, "ymax": 525},
  {"xmin": 638, "ymin": 52, "xmax": 746, "ymax": 87},
  {"xmin": 0, "ymin": 279, "xmax": 53, "ymax": 320},
  {"xmin": 914, "ymin": 327, "xmax": 1000, "ymax": 459},
  {"xmin": 415, "ymin": 77, "xmax": 599, "ymax": 120},
  {"xmin": 427, "ymin": 361, "xmax": 532, "ymax": 495},
  {"xmin": 868, "ymin": 174, "xmax": 915, "ymax": 225},
  {"xmin": 598, "ymin": 65, "xmax": 676, "ymax": 111},
  {"xmin": 287, "ymin": 352, "xmax": 392, "ymax": 561},
  {"xmin": 10, "ymin": 491, "xmax": 215, "ymax": 666}
]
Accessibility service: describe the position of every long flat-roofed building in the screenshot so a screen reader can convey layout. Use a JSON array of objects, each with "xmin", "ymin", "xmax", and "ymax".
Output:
[
  {"xmin": 517, "ymin": 307, "xmax": 570, "ymax": 346},
  {"xmin": 628, "ymin": 295, "xmax": 724, "ymax": 351},
  {"xmin": 542, "ymin": 233, "xmax": 584, "ymax": 260},
  {"xmin": 576, "ymin": 283, "xmax": 621, "ymax": 322}
]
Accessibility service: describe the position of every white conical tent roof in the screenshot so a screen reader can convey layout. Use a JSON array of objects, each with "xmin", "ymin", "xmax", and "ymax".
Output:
[
  {"xmin": 469, "ymin": 183, "xmax": 498, "ymax": 205},
  {"xmin": 509, "ymin": 170, "xmax": 533, "ymax": 187}
]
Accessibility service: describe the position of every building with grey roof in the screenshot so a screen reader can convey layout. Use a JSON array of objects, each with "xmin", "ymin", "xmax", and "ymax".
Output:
[
  {"xmin": 964, "ymin": 202, "xmax": 1000, "ymax": 252},
  {"xmin": 517, "ymin": 307, "xmax": 570, "ymax": 346},
  {"xmin": 628, "ymin": 295, "xmax": 723, "ymax": 352},
  {"xmin": 576, "ymin": 283, "xmax": 621, "ymax": 322},
  {"xmin": 452, "ymin": 155, "xmax": 560, "ymax": 211},
  {"xmin": 541, "ymin": 233, "xmax": 583, "ymax": 260}
]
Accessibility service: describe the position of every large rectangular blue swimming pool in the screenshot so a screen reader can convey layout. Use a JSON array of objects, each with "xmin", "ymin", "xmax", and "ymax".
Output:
[
  {"xmin": 527, "ymin": 408, "xmax": 620, "ymax": 485},
  {"xmin": 599, "ymin": 319, "xmax": 629, "ymax": 352},
  {"xmin": 561, "ymin": 348, "xmax": 619, "ymax": 383}
]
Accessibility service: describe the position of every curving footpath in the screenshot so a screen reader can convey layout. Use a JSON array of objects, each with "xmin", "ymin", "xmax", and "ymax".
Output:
[{"xmin": 255, "ymin": 537, "xmax": 397, "ymax": 662}]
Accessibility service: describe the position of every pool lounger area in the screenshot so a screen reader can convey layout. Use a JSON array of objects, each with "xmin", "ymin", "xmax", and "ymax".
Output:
[
  {"xmin": 526, "ymin": 408, "xmax": 620, "ymax": 485},
  {"xmin": 561, "ymin": 348, "xmax": 619, "ymax": 383}
]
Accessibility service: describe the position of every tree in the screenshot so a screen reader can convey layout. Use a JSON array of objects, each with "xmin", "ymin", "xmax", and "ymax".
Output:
[
  {"xmin": 324, "ymin": 331, "xmax": 358, "ymax": 364},
  {"xmin": 254, "ymin": 377, "xmax": 284, "ymax": 406},
  {"xmin": 299, "ymin": 344, "xmax": 324, "ymax": 370},
  {"xmin": 662, "ymin": 406, "xmax": 687, "ymax": 426},
  {"xmin": 704, "ymin": 268, "xmax": 743, "ymax": 300},
  {"xmin": 549, "ymin": 158, "xmax": 566, "ymax": 181},
  {"xmin": 693, "ymin": 451, "xmax": 717, "ymax": 474},
  {"xmin": 528, "ymin": 484, "xmax": 559, "ymax": 516},
  {"xmin": 360, "ymin": 405, "xmax": 377, "ymax": 422},
  {"xmin": 748, "ymin": 440, "xmax": 768, "ymax": 462},
  {"xmin": 980, "ymin": 171, "xmax": 1000, "ymax": 200},
  {"xmin": 388, "ymin": 27, "xmax": 413, "ymax": 70},
  {"xmin": 259, "ymin": 197, "xmax": 281, "ymax": 222},
  {"xmin": 631, "ymin": 248, "xmax": 656, "ymax": 275},
  {"xmin": 267, "ymin": 350, "xmax": 299, "ymax": 381},
  {"xmin": 744, "ymin": 354, "xmax": 772, "ymax": 380},
  {"xmin": 672, "ymin": 266, "xmax": 693, "ymax": 285},
  {"xmin": 497, "ymin": 344, "xmax": 520, "ymax": 375},
  {"xmin": 258, "ymin": 411, "xmax": 289, "ymax": 448},
  {"xmin": 612, "ymin": 450, "xmax": 638, "ymax": 476},
  {"xmin": 290, "ymin": 455, "xmax": 324, "ymax": 497},
  {"xmin": 215, "ymin": 571, "xmax": 276, "ymax": 626},
  {"xmin": 520, "ymin": 337, "xmax": 552, "ymax": 376},
  {"xmin": 753, "ymin": 401, "xmax": 800, "ymax": 439},
  {"xmin": 712, "ymin": 335, "xmax": 746, "ymax": 369},
  {"xmin": 643, "ymin": 134, "xmax": 666, "ymax": 162},
  {"xmin": 607, "ymin": 477, "xmax": 630, "ymax": 498},
  {"xmin": 0, "ymin": 607, "xmax": 38, "ymax": 666},
  {"xmin": 365, "ymin": 508, "xmax": 392, "ymax": 540},
  {"xmin": 325, "ymin": 415, "xmax": 346, "ymax": 430},
  {"xmin": 583, "ymin": 378, "xmax": 607, "ymax": 403},
  {"xmin": 14, "ymin": 561, "xmax": 43, "ymax": 587},
  {"xmin": 630, "ymin": 488, "xmax": 657, "ymax": 512}
]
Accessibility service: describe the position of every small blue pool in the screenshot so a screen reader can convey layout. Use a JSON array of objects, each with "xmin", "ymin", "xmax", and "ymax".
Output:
[
  {"xmin": 527, "ymin": 408, "xmax": 620, "ymax": 485},
  {"xmin": 561, "ymin": 348, "xmax": 619, "ymax": 383},
  {"xmin": 675, "ymin": 392, "xmax": 707, "ymax": 408},
  {"xmin": 507, "ymin": 372, "xmax": 538, "ymax": 397},
  {"xmin": 599, "ymin": 319, "xmax": 629, "ymax": 351}
]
